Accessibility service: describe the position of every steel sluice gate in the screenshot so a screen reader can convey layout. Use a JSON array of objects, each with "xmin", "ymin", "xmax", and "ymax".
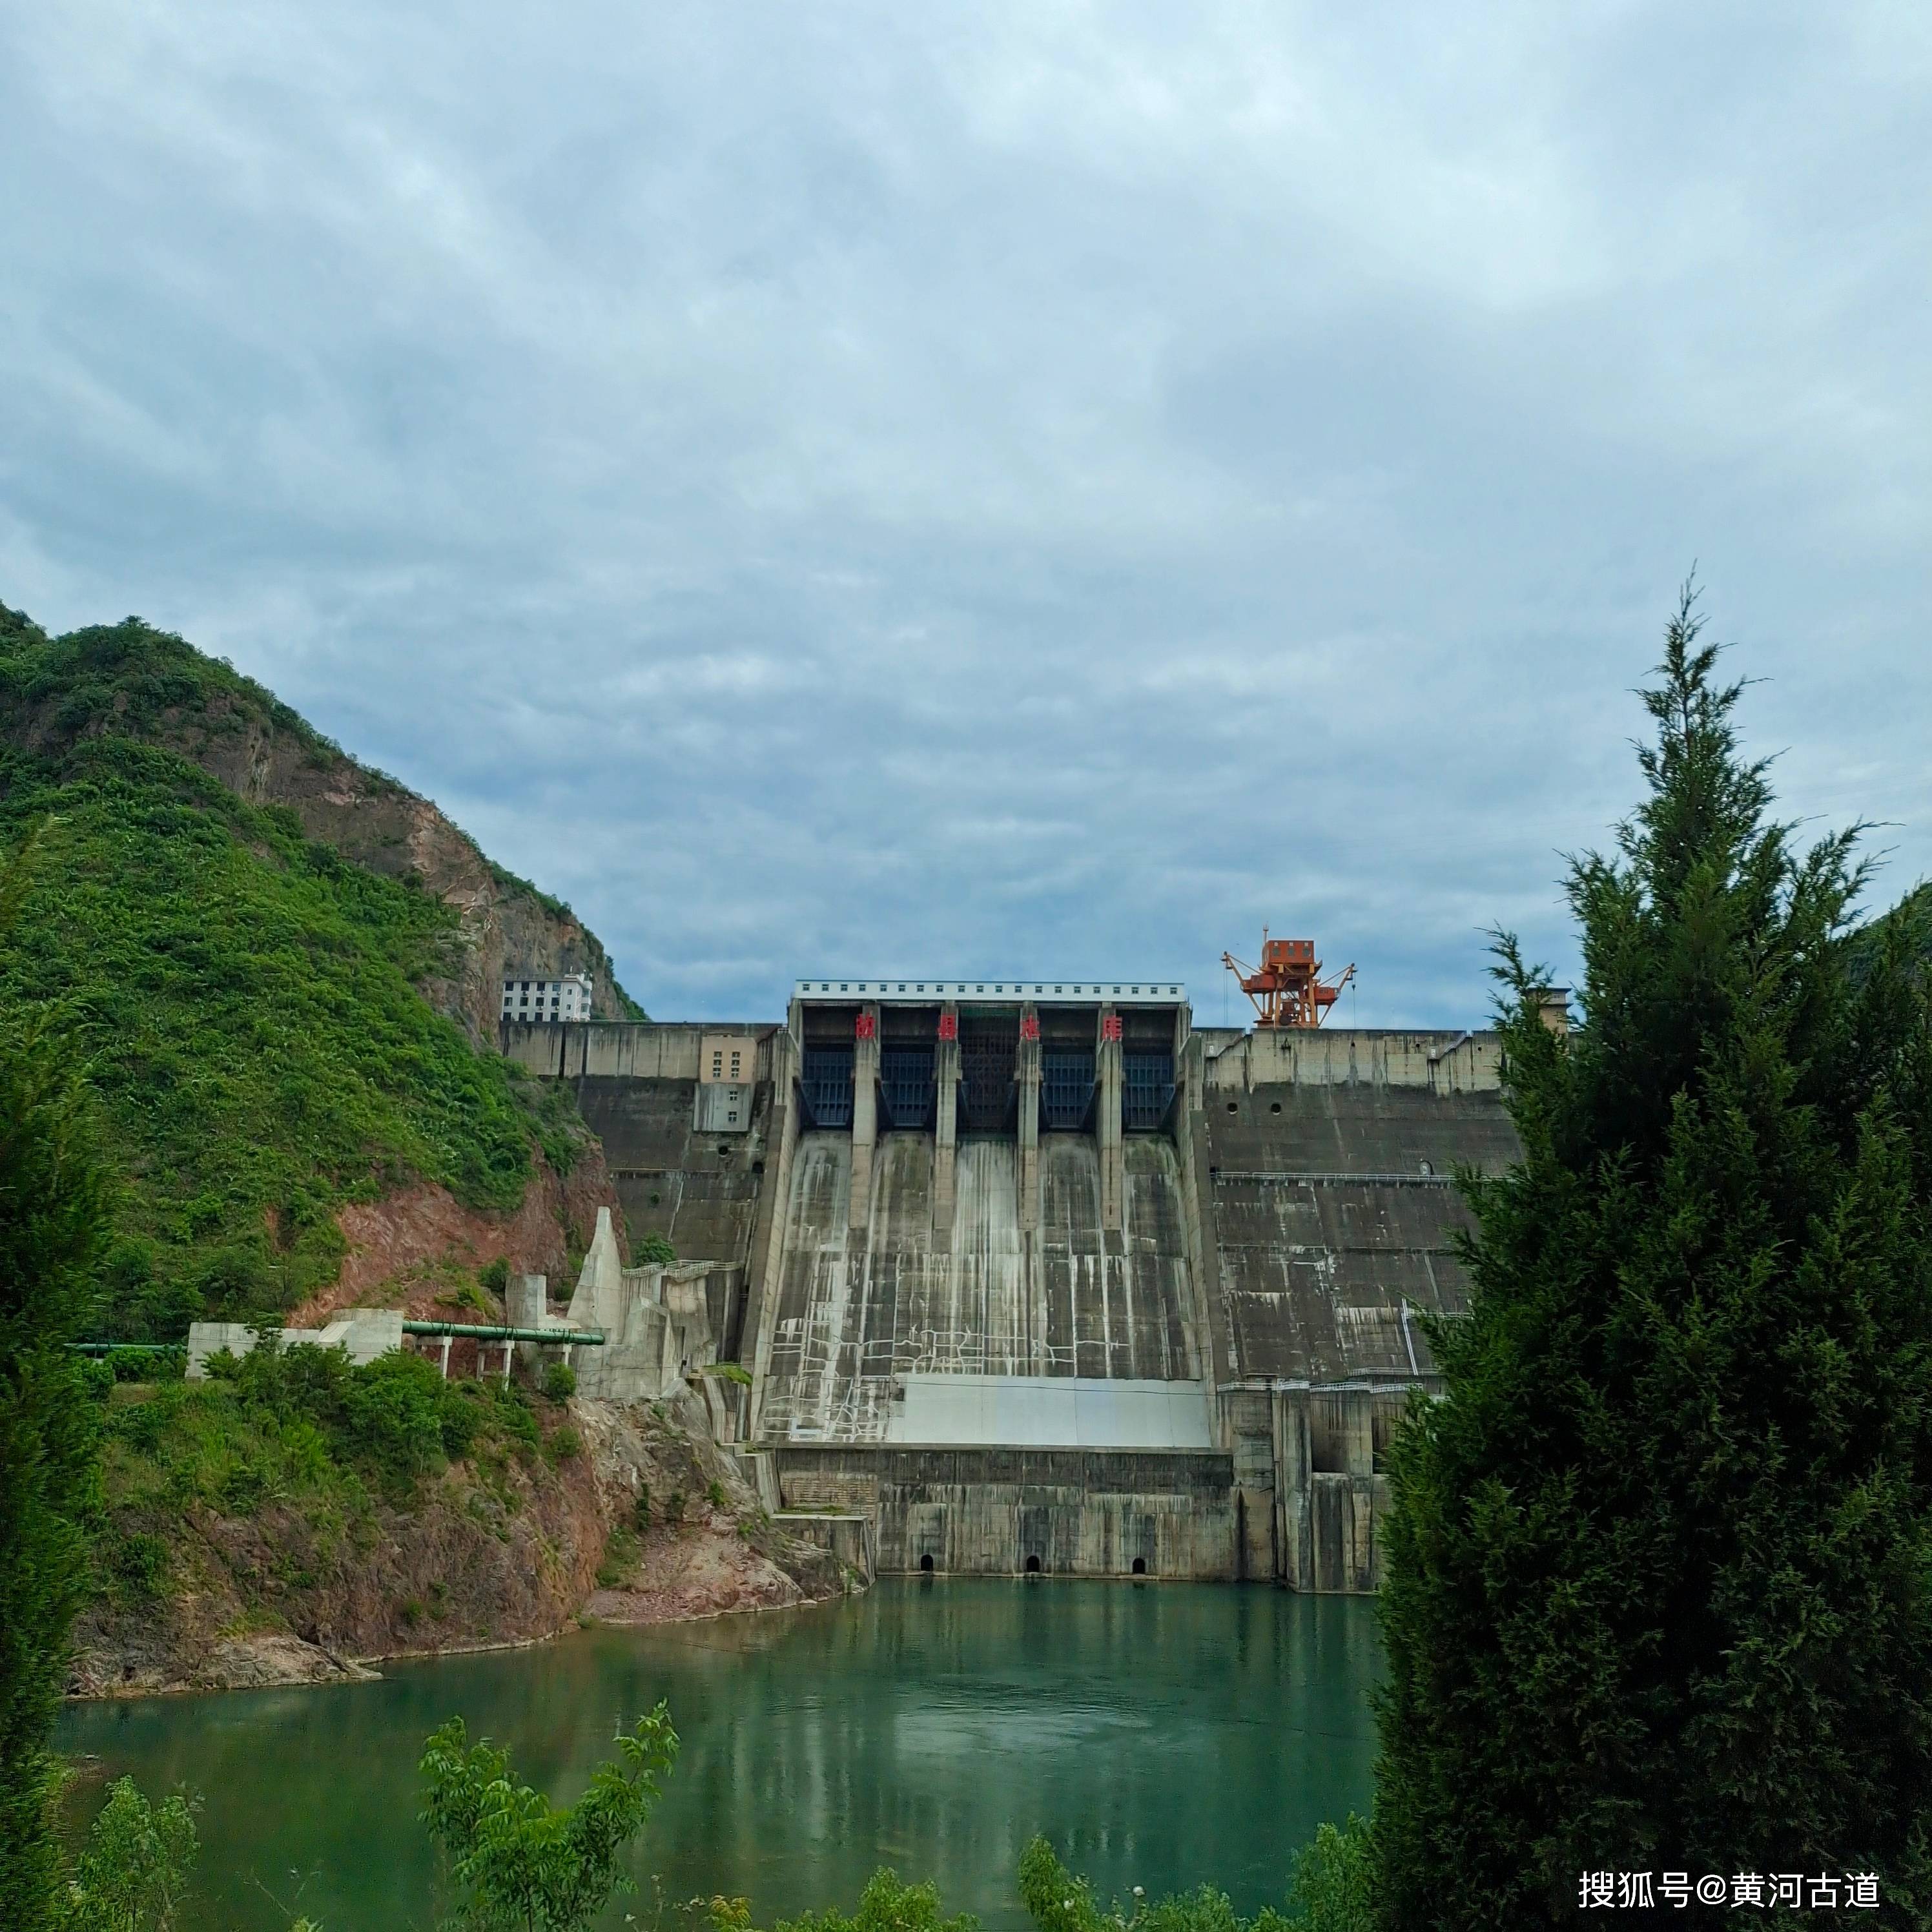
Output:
[
  {"xmin": 800, "ymin": 1046, "xmax": 855, "ymax": 1129},
  {"xmin": 960, "ymin": 1028, "xmax": 1017, "ymax": 1131},
  {"xmin": 879, "ymin": 1045, "xmax": 936, "ymax": 1129},
  {"xmin": 1122, "ymin": 1051, "xmax": 1175, "ymax": 1130},
  {"xmin": 1041, "ymin": 1049, "xmax": 1095, "ymax": 1129}
]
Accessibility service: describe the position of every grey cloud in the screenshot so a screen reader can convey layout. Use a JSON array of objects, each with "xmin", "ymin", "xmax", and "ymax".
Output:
[{"xmin": 2, "ymin": 1, "xmax": 1927, "ymax": 1023}]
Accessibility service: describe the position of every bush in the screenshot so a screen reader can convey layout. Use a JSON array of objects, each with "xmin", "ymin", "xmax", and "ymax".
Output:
[
  {"xmin": 420, "ymin": 1707, "xmax": 677, "ymax": 1931},
  {"xmin": 105, "ymin": 1532, "xmax": 170, "ymax": 1602},
  {"xmin": 437, "ymin": 1382, "xmax": 485, "ymax": 1465},
  {"xmin": 338, "ymin": 1351, "xmax": 449, "ymax": 1490},
  {"xmin": 632, "ymin": 1233, "xmax": 675, "ymax": 1268},
  {"xmin": 54, "ymin": 1776, "xmax": 200, "ymax": 1932},
  {"xmin": 776, "ymin": 1868, "xmax": 978, "ymax": 1932},
  {"xmin": 105, "ymin": 1347, "xmax": 184, "ymax": 1385},
  {"xmin": 478, "ymin": 1257, "xmax": 509, "ymax": 1295},
  {"xmin": 491, "ymin": 1386, "xmax": 540, "ymax": 1454},
  {"xmin": 102, "ymin": 1339, "xmax": 540, "ymax": 1537},
  {"xmin": 1286, "ymin": 1818, "xmax": 1372, "ymax": 1931},
  {"xmin": 546, "ymin": 1425, "xmax": 582, "ymax": 1463},
  {"xmin": 542, "ymin": 1362, "xmax": 576, "ymax": 1404},
  {"xmin": 597, "ymin": 1526, "xmax": 640, "ymax": 1588},
  {"xmin": 1016, "ymin": 1839, "xmax": 1295, "ymax": 1932}
]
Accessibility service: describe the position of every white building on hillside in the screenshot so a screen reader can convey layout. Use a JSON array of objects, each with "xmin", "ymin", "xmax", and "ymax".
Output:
[{"xmin": 502, "ymin": 974, "xmax": 593, "ymax": 1023}]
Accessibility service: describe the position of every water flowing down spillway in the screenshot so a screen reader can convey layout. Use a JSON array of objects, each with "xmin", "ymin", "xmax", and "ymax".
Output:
[{"xmin": 760, "ymin": 1132, "xmax": 1206, "ymax": 1443}]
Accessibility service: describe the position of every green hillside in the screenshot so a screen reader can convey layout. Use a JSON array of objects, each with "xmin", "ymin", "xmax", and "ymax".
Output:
[{"xmin": 0, "ymin": 603, "xmax": 590, "ymax": 1338}]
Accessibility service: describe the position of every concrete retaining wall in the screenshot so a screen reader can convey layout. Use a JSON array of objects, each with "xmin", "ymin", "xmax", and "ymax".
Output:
[
  {"xmin": 776, "ymin": 1446, "xmax": 1238, "ymax": 1578},
  {"xmin": 501, "ymin": 1022, "xmax": 776, "ymax": 1082},
  {"xmin": 776, "ymin": 1511, "xmax": 876, "ymax": 1583},
  {"xmin": 568, "ymin": 1074, "xmax": 772, "ymax": 1265}
]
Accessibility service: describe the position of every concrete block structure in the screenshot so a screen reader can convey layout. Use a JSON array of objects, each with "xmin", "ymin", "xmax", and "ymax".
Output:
[
  {"xmin": 562, "ymin": 1206, "xmax": 745, "ymax": 1406},
  {"xmin": 503, "ymin": 976, "xmax": 1523, "ymax": 1591},
  {"xmin": 186, "ymin": 1310, "xmax": 405, "ymax": 1379},
  {"xmin": 501, "ymin": 974, "xmax": 593, "ymax": 1024}
]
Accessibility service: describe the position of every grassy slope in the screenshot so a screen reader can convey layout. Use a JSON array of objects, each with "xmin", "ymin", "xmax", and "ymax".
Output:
[{"xmin": 0, "ymin": 604, "xmax": 592, "ymax": 1336}]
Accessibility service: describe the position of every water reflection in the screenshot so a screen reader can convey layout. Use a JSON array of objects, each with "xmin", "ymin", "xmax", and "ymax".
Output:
[{"xmin": 56, "ymin": 1582, "xmax": 1381, "ymax": 1932}]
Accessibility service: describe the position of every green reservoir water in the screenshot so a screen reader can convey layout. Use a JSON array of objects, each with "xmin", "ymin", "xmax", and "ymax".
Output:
[{"xmin": 56, "ymin": 1581, "xmax": 1382, "ymax": 1932}]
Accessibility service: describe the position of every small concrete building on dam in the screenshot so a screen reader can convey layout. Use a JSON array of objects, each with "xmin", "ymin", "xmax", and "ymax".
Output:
[{"xmin": 502, "ymin": 974, "xmax": 1529, "ymax": 1593}]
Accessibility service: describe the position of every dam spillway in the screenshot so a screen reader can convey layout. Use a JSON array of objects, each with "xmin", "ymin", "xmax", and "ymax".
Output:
[
  {"xmin": 509, "ymin": 979, "xmax": 1524, "ymax": 1591},
  {"xmin": 761, "ymin": 1131, "xmax": 1204, "ymax": 1441}
]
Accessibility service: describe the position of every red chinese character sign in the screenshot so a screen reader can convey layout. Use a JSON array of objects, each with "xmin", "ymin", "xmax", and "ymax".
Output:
[
  {"xmin": 937, "ymin": 1013, "xmax": 958, "ymax": 1041},
  {"xmin": 1020, "ymin": 1014, "xmax": 1040, "ymax": 1042},
  {"xmin": 854, "ymin": 1012, "xmax": 876, "ymax": 1040},
  {"xmin": 1101, "ymin": 1014, "xmax": 1123, "ymax": 1042}
]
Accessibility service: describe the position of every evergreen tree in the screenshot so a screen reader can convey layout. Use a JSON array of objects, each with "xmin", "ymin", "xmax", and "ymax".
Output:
[
  {"xmin": 1373, "ymin": 590, "xmax": 1932, "ymax": 1928},
  {"xmin": 0, "ymin": 822, "xmax": 110, "ymax": 1930}
]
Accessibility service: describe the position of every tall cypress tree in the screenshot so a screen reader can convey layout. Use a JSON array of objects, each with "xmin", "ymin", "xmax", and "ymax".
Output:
[
  {"xmin": 1373, "ymin": 591, "xmax": 1932, "ymax": 1927},
  {"xmin": 0, "ymin": 823, "xmax": 109, "ymax": 1930}
]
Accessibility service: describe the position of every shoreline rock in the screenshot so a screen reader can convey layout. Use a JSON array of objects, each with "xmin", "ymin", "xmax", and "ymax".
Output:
[{"xmin": 69, "ymin": 1389, "xmax": 854, "ymax": 1701}]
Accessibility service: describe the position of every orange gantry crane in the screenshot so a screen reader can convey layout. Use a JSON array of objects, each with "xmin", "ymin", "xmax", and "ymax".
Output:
[{"xmin": 1220, "ymin": 930, "xmax": 1355, "ymax": 1029}]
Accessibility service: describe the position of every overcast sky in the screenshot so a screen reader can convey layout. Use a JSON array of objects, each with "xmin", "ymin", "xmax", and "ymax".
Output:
[{"xmin": 4, "ymin": 4, "xmax": 1927, "ymax": 1023}]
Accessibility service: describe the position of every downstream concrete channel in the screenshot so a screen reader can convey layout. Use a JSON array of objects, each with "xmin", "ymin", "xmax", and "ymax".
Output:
[{"xmin": 57, "ymin": 1581, "xmax": 1382, "ymax": 1931}]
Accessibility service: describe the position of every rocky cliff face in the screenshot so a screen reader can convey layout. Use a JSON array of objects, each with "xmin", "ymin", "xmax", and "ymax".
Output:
[
  {"xmin": 287, "ymin": 1144, "xmax": 628, "ymax": 1330},
  {"xmin": 172, "ymin": 703, "xmax": 637, "ymax": 1042}
]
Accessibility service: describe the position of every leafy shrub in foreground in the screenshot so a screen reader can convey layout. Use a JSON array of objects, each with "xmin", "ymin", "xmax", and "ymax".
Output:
[
  {"xmin": 53, "ymin": 1777, "xmax": 199, "ymax": 1932},
  {"xmin": 420, "ymin": 1705, "xmax": 678, "ymax": 1931},
  {"xmin": 1018, "ymin": 1838, "xmax": 1297, "ymax": 1932},
  {"xmin": 776, "ymin": 1868, "xmax": 978, "ymax": 1932}
]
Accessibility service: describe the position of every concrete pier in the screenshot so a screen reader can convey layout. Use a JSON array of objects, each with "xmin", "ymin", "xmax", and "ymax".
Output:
[
  {"xmin": 933, "ymin": 1002, "xmax": 960, "ymax": 1233},
  {"xmin": 848, "ymin": 1002, "xmax": 879, "ymax": 1230},
  {"xmin": 1097, "ymin": 1003, "xmax": 1123, "ymax": 1232},
  {"xmin": 1016, "ymin": 1004, "xmax": 1041, "ymax": 1235}
]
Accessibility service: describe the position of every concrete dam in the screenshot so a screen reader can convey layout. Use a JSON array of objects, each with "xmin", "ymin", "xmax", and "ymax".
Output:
[{"xmin": 505, "ymin": 977, "xmax": 1524, "ymax": 1591}]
